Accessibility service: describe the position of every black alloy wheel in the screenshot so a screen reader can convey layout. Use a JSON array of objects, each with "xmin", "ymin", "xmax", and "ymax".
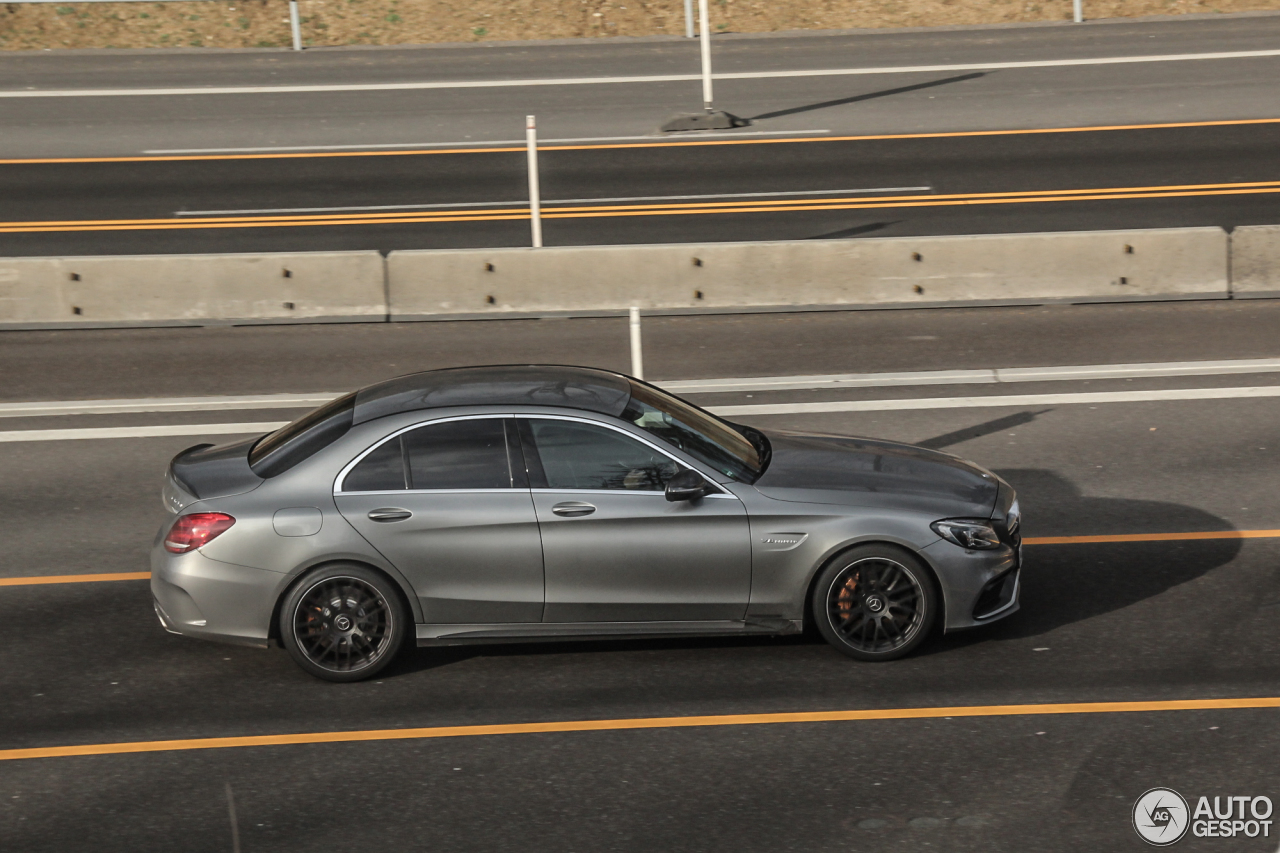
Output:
[
  {"xmin": 280, "ymin": 564, "xmax": 408, "ymax": 682},
  {"xmin": 812, "ymin": 545, "xmax": 937, "ymax": 662}
]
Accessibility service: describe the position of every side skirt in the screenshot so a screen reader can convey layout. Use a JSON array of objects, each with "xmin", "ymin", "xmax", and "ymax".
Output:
[{"xmin": 416, "ymin": 618, "xmax": 802, "ymax": 647}]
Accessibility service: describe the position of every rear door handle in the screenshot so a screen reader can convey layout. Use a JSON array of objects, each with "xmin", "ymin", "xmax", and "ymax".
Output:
[
  {"xmin": 551, "ymin": 501, "xmax": 596, "ymax": 517},
  {"xmin": 368, "ymin": 508, "xmax": 412, "ymax": 522}
]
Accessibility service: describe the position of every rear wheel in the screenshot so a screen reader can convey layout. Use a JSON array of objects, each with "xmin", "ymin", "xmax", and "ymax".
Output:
[
  {"xmin": 811, "ymin": 545, "xmax": 937, "ymax": 662},
  {"xmin": 279, "ymin": 564, "xmax": 408, "ymax": 682}
]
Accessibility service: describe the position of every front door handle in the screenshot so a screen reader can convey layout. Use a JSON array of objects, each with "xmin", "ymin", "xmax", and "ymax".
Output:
[
  {"xmin": 551, "ymin": 501, "xmax": 596, "ymax": 517},
  {"xmin": 368, "ymin": 508, "xmax": 412, "ymax": 522}
]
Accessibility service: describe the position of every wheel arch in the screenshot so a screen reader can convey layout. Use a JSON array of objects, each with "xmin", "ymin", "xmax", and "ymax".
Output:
[
  {"xmin": 267, "ymin": 557, "xmax": 419, "ymax": 645},
  {"xmin": 800, "ymin": 538, "xmax": 947, "ymax": 634}
]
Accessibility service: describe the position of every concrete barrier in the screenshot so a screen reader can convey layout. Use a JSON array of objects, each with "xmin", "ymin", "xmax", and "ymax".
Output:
[
  {"xmin": 0, "ymin": 251, "xmax": 386, "ymax": 329},
  {"xmin": 1229, "ymin": 225, "xmax": 1280, "ymax": 299},
  {"xmin": 386, "ymin": 228, "xmax": 1230, "ymax": 319}
]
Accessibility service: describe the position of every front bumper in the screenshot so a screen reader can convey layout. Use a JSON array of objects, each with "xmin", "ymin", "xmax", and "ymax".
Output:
[
  {"xmin": 150, "ymin": 542, "xmax": 283, "ymax": 648},
  {"xmin": 922, "ymin": 539, "xmax": 1021, "ymax": 631}
]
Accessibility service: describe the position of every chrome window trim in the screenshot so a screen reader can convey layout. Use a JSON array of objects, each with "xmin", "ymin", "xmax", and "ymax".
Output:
[
  {"xmin": 333, "ymin": 411, "xmax": 730, "ymax": 498},
  {"xmin": 333, "ymin": 413, "xmax": 516, "ymax": 496},
  {"xmin": 338, "ymin": 488, "xmax": 522, "ymax": 497},
  {"xmin": 530, "ymin": 488, "xmax": 738, "ymax": 500}
]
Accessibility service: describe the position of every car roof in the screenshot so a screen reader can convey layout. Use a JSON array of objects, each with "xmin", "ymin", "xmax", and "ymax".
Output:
[{"xmin": 351, "ymin": 365, "xmax": 633, "ymax": 424}]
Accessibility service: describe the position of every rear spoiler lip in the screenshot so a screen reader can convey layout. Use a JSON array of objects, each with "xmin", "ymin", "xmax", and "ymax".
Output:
[{"xmin": 169, "ymin": 443, "xmax": 214, "ymax": 498}]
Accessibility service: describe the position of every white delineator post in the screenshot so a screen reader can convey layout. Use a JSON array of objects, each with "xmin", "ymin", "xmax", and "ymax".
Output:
[
  {"xmin": 684, "ymin": 0, "xmax": 695, "ymax": 38},
  {"xmin": 1073, "ymin": 0, "xmax": 1083, "ymax": 22},
  {"xmin": 629, "ymin": 307, "xmax": 644, "ymax": 380},
  {"xmin": 698, "ymin": 0, "xmax": 713, "ymax": 112},
  {"xmin": 289, "ymin": 0, "xmax": 302, "ymax": 50},
  {"xmin": 526, "ymin": 115, "xmax": 543, "ymax": 249}
]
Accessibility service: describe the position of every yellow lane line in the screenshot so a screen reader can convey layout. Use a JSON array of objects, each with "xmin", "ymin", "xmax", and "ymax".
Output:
[
  {"xmin": 4, "ymin": 179, "xmax": 1280, "ymax": 233},
  {"xmin": 1023, "ymin": 529, "xmax": 1280, "ymax": 545},
  {"xmin": 6, "ymin": 178, "xmax": 1280, "ymax": 228},
  {"xmin": 3, "ymin": 696, "xmax": 1277, "ymax": 762},
  {"xmin": 3, "ymin": 529, "xmax": 1278, "ymax": 587},
  {"xmin": 2, "ymin": 180, "xmax": 1280, "ymax": 230},
  {"xmin": 4, "ymin": 117, "xmax": 1280, "ymax": 165},
  {"xmin": 0, "ymin": 571, "xmax": 151, "ymax": 587}
]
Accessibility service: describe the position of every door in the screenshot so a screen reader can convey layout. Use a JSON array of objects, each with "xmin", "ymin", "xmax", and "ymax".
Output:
[
  {"xmin": 520, "ymin": 417, "xmax": 751, "ymax": 623},
  {"xmin": 335, "ymin": 417, "xmax": 544, "ymax": 624}
]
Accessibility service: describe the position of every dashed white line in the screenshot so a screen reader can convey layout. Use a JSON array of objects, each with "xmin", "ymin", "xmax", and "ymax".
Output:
[
  {"xmin": 6, "ymin": 49, "xmax": 1280, "ymax": 98},
  {"xmin": 4, "ymin": 384, "xmax": 1280, "ymax": 441},
  {"xmin": 145, "ymin": 130, "xmax": 832, "ymax": 154},
  {"xmin": 712, "ymin": 385, "xmax": 1280, "ymax": 417},
  {"xmin": 176, "ymin": 187, "xmax": 932, "ymax": 217},
  {"xmin": 5, "ymin": 358, "xmax": 1280, "ymax": 420}
]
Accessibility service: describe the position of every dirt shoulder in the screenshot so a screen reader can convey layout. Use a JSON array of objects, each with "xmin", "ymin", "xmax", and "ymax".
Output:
[{"xmin": 2, "ymin": 0, "xmax": 1280, "ymax": 51}]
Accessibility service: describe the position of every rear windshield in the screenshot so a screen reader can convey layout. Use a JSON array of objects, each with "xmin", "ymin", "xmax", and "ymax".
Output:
[{"xmin": 249, "ymin": 393, "xmax": 356, "ymax": 478}]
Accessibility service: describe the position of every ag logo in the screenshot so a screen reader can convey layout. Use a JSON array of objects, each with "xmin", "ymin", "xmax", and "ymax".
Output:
[{"xmin": 1134, "ymin": 788, "xmax": 1190, "ymax": 846}]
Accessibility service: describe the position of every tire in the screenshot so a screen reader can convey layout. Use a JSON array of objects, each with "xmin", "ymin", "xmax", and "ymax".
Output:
[
  {"xmin": 811, "ymin": 544, "xmax": 938, "ymax": 662},
  {"xmin": 279, "ymin": 563, "xmax": 409, "ymax": 682}
]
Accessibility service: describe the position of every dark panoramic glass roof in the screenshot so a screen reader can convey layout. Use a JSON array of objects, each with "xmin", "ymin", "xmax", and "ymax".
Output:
[{"xmin": 352, "ymin": 365, "xmax": 632, "ymax": 424}]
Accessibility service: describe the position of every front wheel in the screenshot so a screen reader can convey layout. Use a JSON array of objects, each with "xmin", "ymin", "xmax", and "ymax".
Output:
[
  {"xmin": 279, "ymin": 564, "xmax": 408, "ymax": 682},
  {"xmin": 811, "ymin": 545, "xmax": 938, "ymax": 662}
]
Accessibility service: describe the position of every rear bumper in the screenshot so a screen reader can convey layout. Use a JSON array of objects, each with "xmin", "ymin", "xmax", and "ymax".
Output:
[{"xmin": 150, "ymin": 543, "xmax": 282, "ymax": 648}]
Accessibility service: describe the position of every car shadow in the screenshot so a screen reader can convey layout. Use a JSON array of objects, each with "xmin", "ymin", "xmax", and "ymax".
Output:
[
  {"xmin": 385, "ymin": 467, "xmax": 1239, "ymax": 674},
  {"xmin": 747, "ymin": 72, "xmax": 987, "ymax": 121},
  {"xmin": 922, "ymin": 468, "xmax": 1240, "ymax": 651}
]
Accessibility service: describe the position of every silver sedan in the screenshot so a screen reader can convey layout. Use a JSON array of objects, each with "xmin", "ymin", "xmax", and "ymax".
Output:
[{"xmin": 151, "ymin": 365, "xmax": 1021, "ymax": 681}]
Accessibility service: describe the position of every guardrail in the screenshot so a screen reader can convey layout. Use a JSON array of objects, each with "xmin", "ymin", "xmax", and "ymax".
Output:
[{"xmin": 2, "ymin": 225, "xmax": 1270, "ymax": 330}]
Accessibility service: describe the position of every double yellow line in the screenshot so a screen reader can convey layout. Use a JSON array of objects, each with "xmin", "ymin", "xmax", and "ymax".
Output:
[{"xmin": 4, "ymin": 179, "xmax": 1280, "ymax": 233}]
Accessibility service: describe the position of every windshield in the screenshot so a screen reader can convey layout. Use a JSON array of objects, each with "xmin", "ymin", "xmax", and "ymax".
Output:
[{"xmin": 622, "ymin": 380, "xmax": 765, "ymax": 483}]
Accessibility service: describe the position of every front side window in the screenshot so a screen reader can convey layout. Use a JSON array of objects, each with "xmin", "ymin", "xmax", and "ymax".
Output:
[
  {"xmin": 342, "ymin": 418, "xmax": 513, "ymax": 492},
  {"xmin": 526, "ymin": 419, "xmax": 681, "ymax": 491},
  {"xmin": 622, "ymin": 381, "xmax": 764, "ymax": 483}
]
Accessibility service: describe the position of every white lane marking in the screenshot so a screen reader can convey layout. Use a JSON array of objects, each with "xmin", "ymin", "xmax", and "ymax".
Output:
[
  {"xmin": 712, "ymin": 385, "xmax": 1280, "ymax": 417},
  {"xmin": 0, "ymin": 394, "xmax": 334, "ymax": 418},
  {"xmin": 176, "ymin": 186, "xmax": 933, "ymax": 216},
  {"xmin": 0, "ymin": 422, "xmax": 288, "ymax": 443},
  {"xmin": 8, "ymin": 49, "xmax": 1280, "ymax": 98},
  {"xmin": 666, "ymin": 357, "xmax": 1280, "ymax": 393},
  {"xmin": 5, "ymin": 385, "xmax": 1280, "ymax": 441},
  {"xmin": 6, "ymin": 357, "xmax": 1280, "ymax": 420},
  {"xmin": 144, "ymin": 130, "xmax": 831, "ymax": 154}
]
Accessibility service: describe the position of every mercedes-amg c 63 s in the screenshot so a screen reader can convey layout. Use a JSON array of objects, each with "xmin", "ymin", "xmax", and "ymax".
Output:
[{"xmin": 152, "ymin": 365, "xmax": 1021, "ymax": 681}]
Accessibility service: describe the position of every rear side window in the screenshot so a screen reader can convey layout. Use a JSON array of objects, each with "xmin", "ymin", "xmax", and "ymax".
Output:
[
  {"xmin": 342, "ymin": 418, "xmax": 514, "ymax": 492},
  {"xmin": 249, "ymin": 393, "xmax": 355, "ymax": 479}
]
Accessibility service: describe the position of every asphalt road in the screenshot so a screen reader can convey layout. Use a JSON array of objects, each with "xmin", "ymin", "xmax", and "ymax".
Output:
[
  {"xmin": 5, "ymin": 15, "xmax": 1280, "ymax": 156},
  {"xmin": 4, "ymin": 118, "xmax": 1280, "ymax": 256},
  {"xmin": 2, "ymin": 300, "xmax": 1279, "ymax": 851},
  {"xmin": 4, "ymin": 15, "xmax": 1280, "ymax": 256}
]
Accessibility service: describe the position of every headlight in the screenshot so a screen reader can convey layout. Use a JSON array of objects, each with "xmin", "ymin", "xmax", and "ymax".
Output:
[{"xmin": 931, "ymin": 518, "xmax": 1002, "ymax": 550}]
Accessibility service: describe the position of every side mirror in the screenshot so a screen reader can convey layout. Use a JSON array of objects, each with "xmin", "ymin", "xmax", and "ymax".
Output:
[{"xmin": 665, "ymin": 469, "xmax": 712, "ymax": 502}]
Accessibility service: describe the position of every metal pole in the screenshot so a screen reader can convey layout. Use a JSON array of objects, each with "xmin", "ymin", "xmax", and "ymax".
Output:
[
  {"xmin": 698, "ymin": 0, "xmax": 713, "ymax": 111},
  {"xmin": 289, "ymin": 0, "xmax": 302, "ymax": 50},
  {"xmin": 526, "ymin": 116, "xmax": 543, "ymax": 249},
  {"xmin": 684, "ymin": 0, "xmax": 695, "ymax": 38},
  {"xmin": 629, "ymin": 307, "xmax": 644, "ymax": 379},
  {"xmin": 1073, "ymin": 0, "xmax": 1083, "ymax": 22}
]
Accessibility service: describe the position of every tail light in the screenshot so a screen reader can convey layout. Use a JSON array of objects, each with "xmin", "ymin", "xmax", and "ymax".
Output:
[{"xmin": 164, "ymin": 512, "xmax": 236, "ymax": 554}]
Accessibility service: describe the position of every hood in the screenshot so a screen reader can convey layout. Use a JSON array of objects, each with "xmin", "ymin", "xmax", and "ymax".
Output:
[
  {"xmin": 752, "ymin": 429, "xmax": 1001, "ymax": 517},
  {"xmin": 169, "ymin": 437, "xmax": 264, "ymax": 501}
]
